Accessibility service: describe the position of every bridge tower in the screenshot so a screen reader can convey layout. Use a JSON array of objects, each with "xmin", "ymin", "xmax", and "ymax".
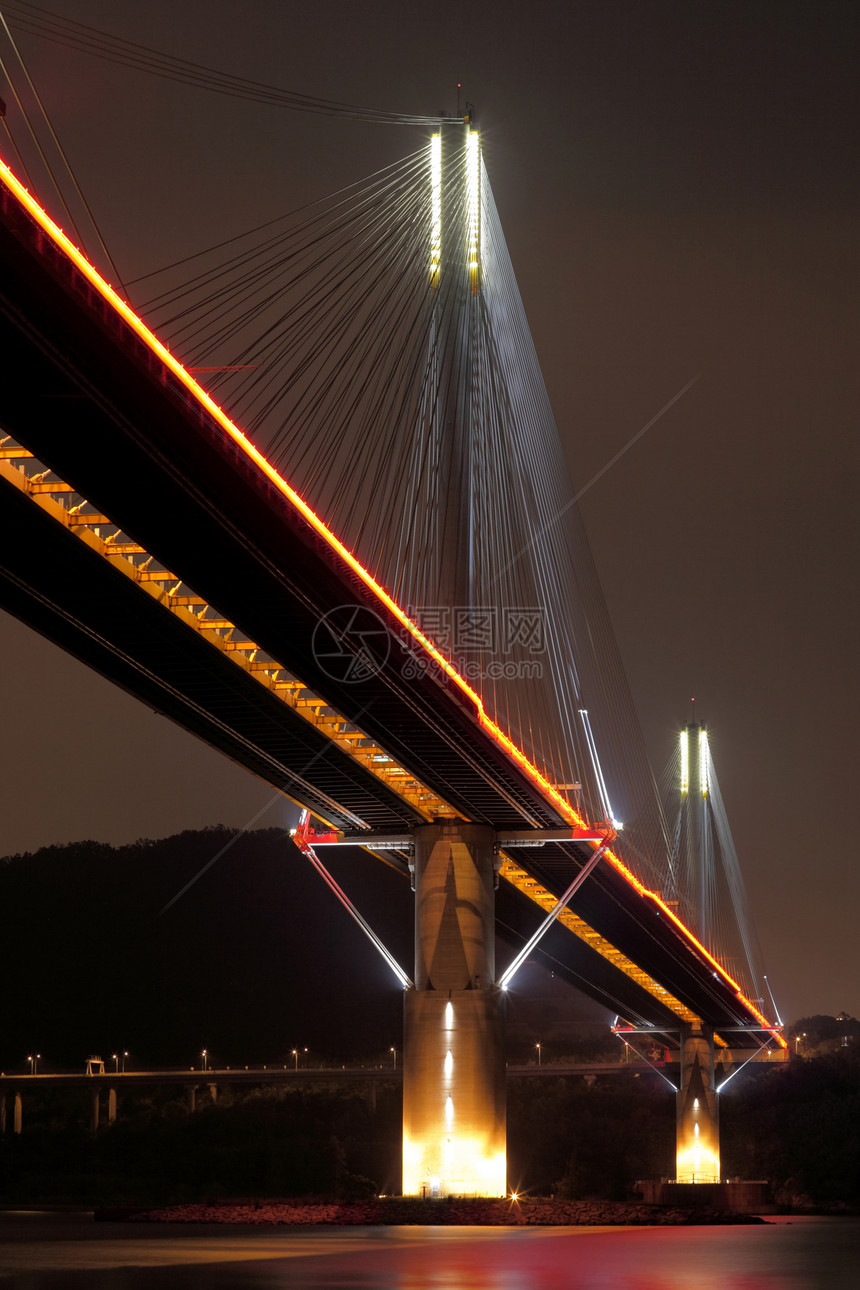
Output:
[
  {"xmin": 424, "ymin": 113, "xmax": 481, "ymax": 615},
  {"xmin": 679, "ymin": 723, "xmax": 712, "ymax": 939},
  {"xmin": 401, "ymin": 118, "xmax": 506, "ymax": 1199},
  {"xmin": 675, "ymin": 724, "xmax": 720, "ymax": 1181}
]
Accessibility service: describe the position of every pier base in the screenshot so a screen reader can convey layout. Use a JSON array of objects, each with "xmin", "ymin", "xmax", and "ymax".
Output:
[{"xmin": 637, "ymin": 1179, "xmax": 775, "ymax": 1213}]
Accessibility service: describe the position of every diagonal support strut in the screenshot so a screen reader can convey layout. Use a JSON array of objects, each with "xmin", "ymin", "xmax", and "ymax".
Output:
[
  {"xmin": 292, "ymin": 810, "xmax": 414, "ymax": 990},
  {"xmin": 498, "ymin": 840, "xmax": 611, "ymax": 990}
]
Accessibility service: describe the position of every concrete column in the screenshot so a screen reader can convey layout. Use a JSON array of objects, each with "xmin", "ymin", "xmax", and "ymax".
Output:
[
  {"xmin": 676, "ymin": 1023, "xmax": 720, "ymax": 1182},
  {"xmin": 107, "ymin": 1088, "xmax": 117, "ymax": 1124},
  {"xmin": 0, "ymin": 1093, "xmax": 6, "ymax": 1134},
  {"xmin": 90, "ymin": 1087, "xmax": 100, "ymax": 1134},
  {"xmin": 186, "ymin": 1086, "xmax": 196, "ymax": 1115},
  {"xmin": 207, "ymin": 1083, "xmax": 218, "ymax": 1104},
  {"xmin": 13, "ymin": 1092, "xmax": 22, "ymax": 1134},
  {"xmin": 403, "ymin": 821, "xmax": 505, "ymax": 1197}
]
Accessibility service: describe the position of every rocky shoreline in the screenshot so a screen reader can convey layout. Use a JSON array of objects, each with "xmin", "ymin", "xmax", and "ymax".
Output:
[{"xmin": 97, "ymin": 1198, "xmax": 768, "ymax": 1226}]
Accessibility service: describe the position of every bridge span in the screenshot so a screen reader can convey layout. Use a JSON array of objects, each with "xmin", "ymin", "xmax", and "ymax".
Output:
[
  {"xmin": 0, "ymin": 129, "xmax": 783, "ymax": 1197},
  {"xmin": 0, "ymin": 159, "xmax": 775, "ymax": 1040}
]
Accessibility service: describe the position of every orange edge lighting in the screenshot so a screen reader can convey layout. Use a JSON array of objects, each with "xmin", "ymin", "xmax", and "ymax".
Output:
[{"xmin": 0, "ymin": 159, "xmax": 783, "ymax": 1047}]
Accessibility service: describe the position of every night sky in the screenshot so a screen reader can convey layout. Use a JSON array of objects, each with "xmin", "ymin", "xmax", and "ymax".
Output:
[{"xmin": 0, "ymin": 1, "xmax": 857, "ymax": 1023}]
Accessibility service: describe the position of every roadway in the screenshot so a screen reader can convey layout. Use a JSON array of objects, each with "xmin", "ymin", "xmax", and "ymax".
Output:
[{"xmin": 0, "ymin": 1061, "xmax": 661, "ymax": 1091}]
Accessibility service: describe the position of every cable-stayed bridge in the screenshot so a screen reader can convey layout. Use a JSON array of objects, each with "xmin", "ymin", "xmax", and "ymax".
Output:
[{"xmin": 0, "ymin": 120, "xmax": 784, "ymax": 1197}]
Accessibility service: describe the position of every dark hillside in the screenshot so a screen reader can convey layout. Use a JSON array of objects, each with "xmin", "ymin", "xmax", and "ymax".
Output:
[{"xmin": 0, "ymin": 827, "xmax": 413, "ymax": 1069}]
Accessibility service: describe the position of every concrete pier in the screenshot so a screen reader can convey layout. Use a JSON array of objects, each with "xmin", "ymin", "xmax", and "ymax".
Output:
[
  {"xmin": 403, "ymin": 821, "xmax": 505, "ymax": 1197},
  {"xmin": 676, "ymin": 1023, "xmax": 719, "ymax": 1183}
]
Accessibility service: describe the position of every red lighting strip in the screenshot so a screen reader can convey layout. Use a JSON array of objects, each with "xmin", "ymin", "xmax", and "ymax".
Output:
[
  {"xmin": 0, "ymin": 159, "xmax": 783, "ymax": 1046},
  {"xmin": 609, "ymin": 862, "xmax": 786, "ymax": 1044}
]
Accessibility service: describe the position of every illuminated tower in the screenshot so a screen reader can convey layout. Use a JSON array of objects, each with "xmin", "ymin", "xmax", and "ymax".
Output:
[
  {"xmin": 401, "ymin": 119, "xmax": 506, "ymax": 1198},
  {"xmin": 678, "ymin": 723, "xmax": 712, "ymax": 940},
  {"xmin": 425, "ymin": 116, "xmax": 481, "ymax": 620},
  {"xmin": 674, "ymin": 723, "xmax": 720, "ymax": 1182}
]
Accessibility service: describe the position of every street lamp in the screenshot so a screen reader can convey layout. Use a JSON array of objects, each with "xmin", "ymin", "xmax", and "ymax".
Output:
[
  {"xmin": 27, "ymin": 1054, "xmax": 40, "ymax": 1075},
  {"xmin": 202, "ymin": 1049, "xmax": 208, "ymax": 1071},
  {"xmin": 390, "ymin": 1047, "xmax": 397, "ymax": 1069},
  {"xmin": 292, "ymin": 1048, "xmax": 298, "ymax": 1070},
  {"xmin": 112, "ymin": 1053, "xmax": 119, "ymax": 1072},
  {"xmin": 535, "ymin": 1042, "xmax": 541, "ymax": 1067},
  {"xmin": 121, "ymin": 1051, "xmax": 128, "ymax": 1074}
]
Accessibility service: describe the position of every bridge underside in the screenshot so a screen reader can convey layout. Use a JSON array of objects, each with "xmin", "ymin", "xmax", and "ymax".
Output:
[
  {"xmin": 0, "ymin": 471, "xmax": 423, "ymax": 837},
  {"xmin": 0, "ymin": 186, "xmax": 568, "ymax": 834},
  {"xmin": 0, "ymin": 478, "xmax": 709, "ymax": 1030},
  {"xmin": 0, "ymin": 461, "xmax": 763, "ymax": 1037},
  {"xmin": 0, "ymin": 171, "xmax": 775, "ymax": 1046}
]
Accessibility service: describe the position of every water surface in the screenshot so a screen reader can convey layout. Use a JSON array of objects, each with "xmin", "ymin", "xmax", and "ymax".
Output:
[{"xmin": 1, "ymin": 1210, "xmax": 857, "ymax": 1288}]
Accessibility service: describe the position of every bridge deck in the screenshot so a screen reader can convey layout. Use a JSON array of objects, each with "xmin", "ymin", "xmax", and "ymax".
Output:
[{"xmin": 0, "ymin": 162, "xmax": 780, "ymax": 1047}]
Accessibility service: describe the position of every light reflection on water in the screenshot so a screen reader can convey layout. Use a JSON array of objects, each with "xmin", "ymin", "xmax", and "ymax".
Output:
[{"xmin": 0, "ymin": 1212, "xmax": 858, "ymax": 1289}]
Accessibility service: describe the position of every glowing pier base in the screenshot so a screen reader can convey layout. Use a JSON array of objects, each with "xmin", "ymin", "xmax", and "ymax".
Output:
[
  {"xmin": 675, "ymin": 1023, "xmax": 720, "ymax": 1183},
  {"xmin": 402, "ymin": 822, "xmax": 506, "ymax": 1197}
]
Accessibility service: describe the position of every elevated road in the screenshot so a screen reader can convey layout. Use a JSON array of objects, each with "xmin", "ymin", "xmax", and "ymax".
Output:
[
  {"xmin": 0, "ymin": 1050, "xmax": 783, "ymax": 1094},
  {"xmin": 0, "ymin": 1062, "xmax": 654, "ymax": 1090}
]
